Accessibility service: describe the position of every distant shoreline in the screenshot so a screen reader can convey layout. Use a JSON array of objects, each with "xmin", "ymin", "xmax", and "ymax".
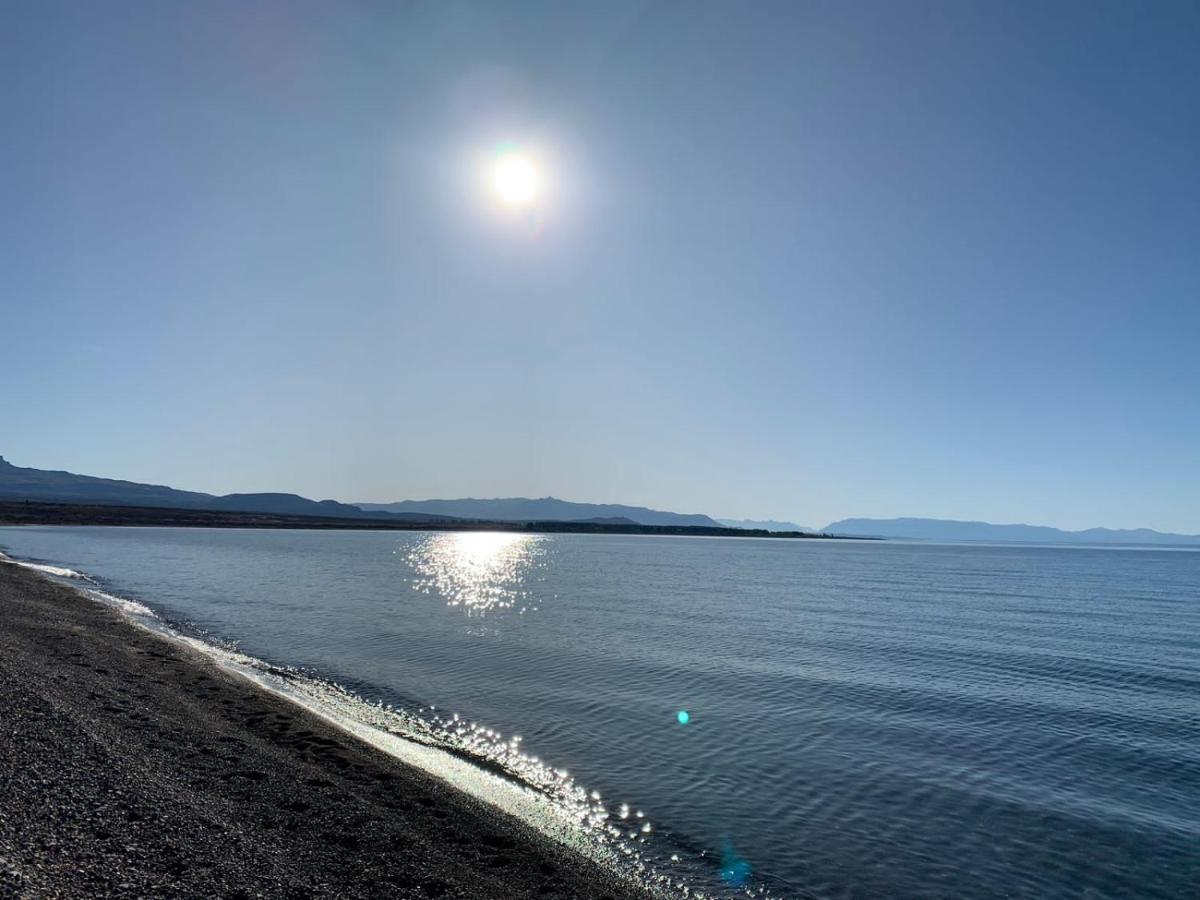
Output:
[{"xmin": 0, "ymin": 500, "xmax": 868, "ymax": 539}]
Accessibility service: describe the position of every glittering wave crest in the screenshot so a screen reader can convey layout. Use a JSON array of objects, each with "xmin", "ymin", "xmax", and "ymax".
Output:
[{"xmin": 407, "ymin": 532, "xmax": 548, "ymax": 615}]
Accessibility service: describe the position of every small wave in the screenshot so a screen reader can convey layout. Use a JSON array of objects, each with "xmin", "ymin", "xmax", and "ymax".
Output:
[
  {"xmin": 1, "ymin": 552, "xmax": 155, "ymax": 618},
  {"xmin": 0, "ymin": 552, "xmax": 94, "ymax": 581},
  {"xmin": 86, "ymin": 589, "xmax": 157, "ymax": 619}
]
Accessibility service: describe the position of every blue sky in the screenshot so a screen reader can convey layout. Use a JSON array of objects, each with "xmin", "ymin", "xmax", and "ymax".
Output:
[{"xmin": 3, "ymin": 1, "xmax": 1199, "ymax": 531}]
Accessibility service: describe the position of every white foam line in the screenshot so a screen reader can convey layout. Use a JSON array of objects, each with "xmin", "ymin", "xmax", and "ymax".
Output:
[
  {"xmin": 183, "ymin": 643, "xmax": 682, "ymax": 897},
  {"xmin": 87, "ymin": 588, "xmax": 157, "ymax": 619},
  {"xmin": 237, "ymin": 663, "xmax": 592, "ymax": 841},
  {"xmin": 158, "ymin": 635, "xmax": 670, "ymax": 895},
  {"xmin": 0, "ymin": 551, "xmax": 93, "ymax": 581}
]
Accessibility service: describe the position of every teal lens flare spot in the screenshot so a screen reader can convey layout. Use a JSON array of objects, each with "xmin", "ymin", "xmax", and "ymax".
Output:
[{"xmin": 677, "ymin": 710, "xmax": 690, "ymax": 725}]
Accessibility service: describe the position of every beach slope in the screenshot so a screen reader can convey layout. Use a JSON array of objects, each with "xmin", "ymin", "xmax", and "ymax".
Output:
[{"xmin": 0, "ymin": 563, "xmax": 647, "ymax": 899}]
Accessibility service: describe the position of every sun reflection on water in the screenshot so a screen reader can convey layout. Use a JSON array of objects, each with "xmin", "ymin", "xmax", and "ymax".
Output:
[{"xmin": 409, "ymin": 532, "xmax": 546, "ymax": 614}]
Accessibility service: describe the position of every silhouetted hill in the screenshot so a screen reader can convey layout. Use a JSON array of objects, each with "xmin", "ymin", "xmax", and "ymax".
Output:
[
  {"xmin": 0, "ymin": 455, "xmax": 212, "ymax": 508},
  {"xmin": 206, "ymin": 494, "xmax": 461, "ymax": 521},
  {"xmin": 207, "ymin": 493, "xmax": 370, "ymax": 518},
  {"xmin": 0, "ymin": 458, "xmax": 719, "ymax": 526},
  {"xmin": 0, "ymin": 457, "xmax": 723, "ymax": 528},
  {"xmin": 717, "ymin": 518, "xmax": 814, "ymax": 533},
  {"xmin": 823, "ymin": 517, "xmax": 1200, "ymax": 545},
  {"xmin": 355, "ymin": 497, "xmax": 722, "ymax": 527},
  {"xmin": 0, "ymin": 457, "xmax": 455, "ymax": 522}
]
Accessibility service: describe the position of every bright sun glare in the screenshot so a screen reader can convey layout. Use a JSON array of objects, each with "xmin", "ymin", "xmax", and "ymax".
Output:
[{"xmin": 490, "ymin": 151, "xmax": 541, "ymax": 208}]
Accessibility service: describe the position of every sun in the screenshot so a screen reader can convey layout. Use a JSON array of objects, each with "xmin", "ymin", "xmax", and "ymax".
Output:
[{"xmin": 490, "ymin": 151, "xmax": 541, "ymax": 208}]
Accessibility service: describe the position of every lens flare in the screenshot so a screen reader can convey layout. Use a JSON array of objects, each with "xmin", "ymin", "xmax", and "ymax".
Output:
[
  {"xmin": 677, "ymin": 710, "xmax": 690, "ymax": 725},
  {"xmin": 720, "ymin": 841, "xmax": 752, "ymax": 886}
]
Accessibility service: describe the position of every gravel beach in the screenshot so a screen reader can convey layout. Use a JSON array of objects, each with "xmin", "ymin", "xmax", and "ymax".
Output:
[{"xmin": 0, "ymin": 561, "xmax": 650, "ymax": 899}]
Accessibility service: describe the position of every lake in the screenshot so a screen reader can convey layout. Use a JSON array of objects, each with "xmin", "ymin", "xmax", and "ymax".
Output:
[{"xmin": 1, "ymin": 526, "xmax": 1196, "ymax": 899}]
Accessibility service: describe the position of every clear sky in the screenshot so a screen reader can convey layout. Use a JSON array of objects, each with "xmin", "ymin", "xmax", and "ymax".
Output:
[{"xmin": 3, "ymin": 1, "xmax": 1199, "ymax": 532}]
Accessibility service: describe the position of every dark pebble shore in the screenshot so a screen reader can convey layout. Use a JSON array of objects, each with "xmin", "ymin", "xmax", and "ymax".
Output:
[{"xmin": 0, "ymin": 562, "xmax": 651, "ymax": 899}]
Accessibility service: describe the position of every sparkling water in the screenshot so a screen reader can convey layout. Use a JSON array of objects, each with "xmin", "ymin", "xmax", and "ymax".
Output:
[{"xmin": 2, "ymin": 526, "xmax": 1197, "ymax": 899}]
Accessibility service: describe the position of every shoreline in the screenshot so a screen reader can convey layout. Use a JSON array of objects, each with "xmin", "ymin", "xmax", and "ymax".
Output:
[
  {"xmin": 0, "ymin": 561, "xmax": 654, "ymax": 899},
  {"xmin": 0, "ymin": 500, "xmax": 858, "ymax": 540}
]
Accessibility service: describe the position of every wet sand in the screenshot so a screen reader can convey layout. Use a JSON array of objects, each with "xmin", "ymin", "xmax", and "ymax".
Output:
[{"xmin": 0, "ymin": 562, "xmax": 649, "ymax": 899}]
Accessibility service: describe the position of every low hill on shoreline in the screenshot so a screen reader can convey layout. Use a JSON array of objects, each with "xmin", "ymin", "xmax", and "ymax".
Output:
[{"xmin": 355, "ymin": 497, "xmax": 722, "ymax": 528}]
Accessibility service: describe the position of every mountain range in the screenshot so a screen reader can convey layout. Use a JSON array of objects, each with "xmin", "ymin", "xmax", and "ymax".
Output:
[
  {"xmin": 0, "ymin": 456, "xmax": 422, "ymax": 520},
  {"xmin": 823, "ymin": 517, "xmax": 1200, "ymax": 545},
  {"xmin": 0, "ymin": 457, "xmax": 718, "ymax": 527},
  {"xmin": 3, "ymin": 456, "xmax": 1196, "ymax": 543}
]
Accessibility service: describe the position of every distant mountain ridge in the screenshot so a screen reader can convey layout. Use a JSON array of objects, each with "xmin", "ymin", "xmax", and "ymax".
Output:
[
  {"xmin": 823, "ymin": 517, "xmax": 1200, "ymax": 545},
  {"xmin": 0, "ymin": 456, "xmax": 718, "ymax": 527},
  {"xmin": 0, "ymin": 456, "xmax": 440, "ymax": 521},
  {"xmin": 6, "ymin": 456, "xmax": 1194, "ymax": 542},
  {"xmin": 0, "ymin": 455, "xmax": 214, "ymax": 509},
  {"xmin": 717, "ymin": 518, "xmax": 814, "ymax": 533},
  {"xmin": 355, "ymin": 497, "xmax": 722, "ymax": 528}
]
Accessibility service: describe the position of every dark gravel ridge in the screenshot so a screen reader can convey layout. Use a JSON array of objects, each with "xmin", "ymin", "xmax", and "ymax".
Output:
[{"xmin": 0, "ymin": 562, "xmax": 652, "ymax": 899}]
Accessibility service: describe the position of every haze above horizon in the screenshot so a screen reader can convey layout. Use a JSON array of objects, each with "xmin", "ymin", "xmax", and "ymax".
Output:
[{"xmin": 3, "ymin": 1, "xmax": 1199, "ymax": 533}]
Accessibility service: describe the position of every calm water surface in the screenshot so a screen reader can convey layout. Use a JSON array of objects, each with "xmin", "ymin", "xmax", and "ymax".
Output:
[{"xmin": 1, "ymin": 527, "xmax": 1198, "ymax": 899}]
